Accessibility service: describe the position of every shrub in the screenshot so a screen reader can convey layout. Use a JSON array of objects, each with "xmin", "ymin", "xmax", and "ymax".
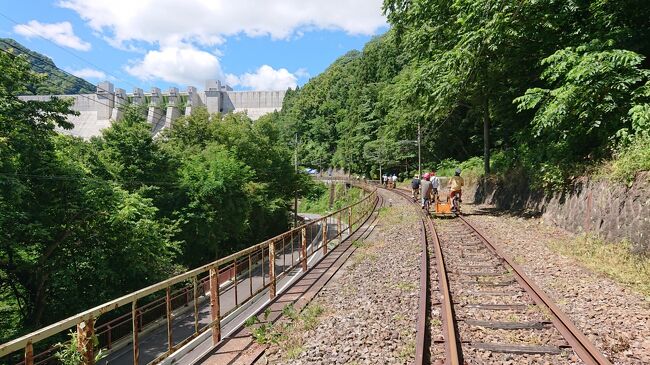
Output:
[{"xmin": 608, "ymin": 134, "xmax": 650, "ymax": 183}]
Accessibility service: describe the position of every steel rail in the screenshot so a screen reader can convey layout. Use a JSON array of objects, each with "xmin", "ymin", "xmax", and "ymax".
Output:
[
  {"xmin": 414, "ymin": 216, "xmax": 429, "ymax": 365},
  {"xmin": 365, "ymin": 186, "xmax": 611, "ymax": 364},
  {"xmin": 458, "ymin": 216, "xmax": 612, "ymax": 365},
  {"xmin": 424, "ymin": 215, "xmax": 460, "ymax": 365},
  {"xmin": 388, "ymin": 187, "xmax": 460, "ymax": 365}
]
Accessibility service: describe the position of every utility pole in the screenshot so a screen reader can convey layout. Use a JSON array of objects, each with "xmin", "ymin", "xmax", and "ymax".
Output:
[
  {"xmin": 347, "ymin": 140, "xmax": 351, "ymax": 181},
  {"xmin": 294, "ymin": 132, "xmax": 298, "ymax": 228},
  {"xmin": 483, "ymin": 96, "xmax": 490, "ymax": 174},
  {"xmin": 417, "ymin": 120, "xmax": 422, "ymax": 179},
  {"xmin": 378, "ymin": 143, "xmax": 382, "ymax": 183}
]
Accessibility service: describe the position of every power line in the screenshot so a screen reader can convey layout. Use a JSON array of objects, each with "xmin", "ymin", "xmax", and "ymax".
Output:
[
  {"xmin": 0, "ymin": 39, "xmax": 169, "ymax": 121},
  {"xmin": 0, "ymin": 11, "xmax": 149, "ymax": 94},
  {"xmin": 0, "ymin": 172, "xmax": 185, "ymax": 188},
  {"xmin": 0, "ymin": 44, "xmax": 168, "ymax": 122},
  {"xmin": 0, "ymin": 11, "xmax": 198, "ymax": 124}
]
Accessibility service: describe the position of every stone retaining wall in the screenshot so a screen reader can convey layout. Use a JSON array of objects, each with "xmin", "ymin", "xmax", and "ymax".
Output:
[{"xmin": 472, "ymin": 172, "xmax": 650, "ymax": 252}]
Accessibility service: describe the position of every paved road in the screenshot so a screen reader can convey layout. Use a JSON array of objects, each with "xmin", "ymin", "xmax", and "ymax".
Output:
[{"xmin": 100, "ymin": 215, "xmax": 333, "ymax": 365}]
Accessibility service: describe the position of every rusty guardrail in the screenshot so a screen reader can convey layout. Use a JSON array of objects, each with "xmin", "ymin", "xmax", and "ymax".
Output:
[{"xmin": 0, "ymin": 183, "xmax": 377, "ymax": 365}]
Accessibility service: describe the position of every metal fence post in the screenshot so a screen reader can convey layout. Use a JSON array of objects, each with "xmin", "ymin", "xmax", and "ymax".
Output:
[
  {"xmin": 132, "ymin": 301, "xmax": 139, "ymax": 365},
  {"xmin": 24, "ymin": 341, "xmax": 33, "ymax": 365},
  {"xmin": 248, "ymin": 254, "xmax": 253, "ymax": 296},
  {"xmin": 322, "ymin": 218, "xmax": 328, "ymax": 255},
  {"xmin": 209, "ymin": 266, "xmax": 221, "ymax": 344},
  {"xmin": 77, "ymin": 317, "xmax": 95, "ymax": 365},
  {"xmin": 301, "ymin": 227, "xmax": 307, "ymax": 272},
  {"xmin": 166, "ymin": 287, "xmax": 173, "ymax": 353},
  {"xmin": 107, "ymin": 325, "xmax": 112, "ymax": 349},
  {"xmin": 347, "ymin": 207, "xmax": 352, "ymax": 234},
  {"xmin": 269, "ymin": 241, "xmax": 276, "ymax": 299},
  {"xmin": 233, "ymin": 261, "xmax": 238, "ymax": 305},
  {"xmin": 193, "ymin": 276, "xmax": 199, "ymax": 334},
  {"xmin": 337, "ymin": 212, "xmax": 342, "ymax": 241}
]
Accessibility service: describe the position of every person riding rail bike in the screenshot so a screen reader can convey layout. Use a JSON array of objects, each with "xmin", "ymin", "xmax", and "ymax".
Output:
[
  {"xmin": 411, "ymin": 174, "xmax": 420, "ymax": 202},
  {"xmin": 421, "ymin": 173, "xmax": 433, "ymax": 213},
  {"xmin": 448, "ymin": 168, "xmax": 464, "ymax": 214},
  {"xmin": 429, "ymin": 170, "xmax": 440, "ymax": 204}
]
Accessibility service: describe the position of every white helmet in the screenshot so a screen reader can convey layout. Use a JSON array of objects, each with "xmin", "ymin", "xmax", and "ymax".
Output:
[{"xmin": 455, "ymin": 168, "xmax": 461, "ymax": 174}]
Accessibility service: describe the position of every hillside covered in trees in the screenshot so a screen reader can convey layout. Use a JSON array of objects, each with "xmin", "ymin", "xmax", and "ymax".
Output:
[
  {"xmin": 0, "ymin": 38, "xmax": 96, "ymax": 95},
  {"xmin": 266, "ymin": 0, "xmax": 650, "ymax": 189}
]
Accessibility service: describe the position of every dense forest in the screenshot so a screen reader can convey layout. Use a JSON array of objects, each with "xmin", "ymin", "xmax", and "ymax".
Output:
[
  {"xmin": 0, "ymin": 50, "xmax": 311, "ymax": 341},
  {"xmin": 0, "ymin": 38, "xmax": 96, "ymax": 95},
  {"xmin": 266, "ymin": 0, "xmax": 650, "ymax": 189}
]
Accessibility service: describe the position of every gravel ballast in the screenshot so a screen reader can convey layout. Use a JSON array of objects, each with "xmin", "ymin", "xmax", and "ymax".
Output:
[
  {"xmin": 464, "ymin": 203, "xmax": 650, "ymax": 364},
  {"xmin": 254, "ymin": 194, "xmax": 648, "ymax": 364},
  {"xmin": 259, "ymin": 190, "xmax": 423, "ymax": 365}
]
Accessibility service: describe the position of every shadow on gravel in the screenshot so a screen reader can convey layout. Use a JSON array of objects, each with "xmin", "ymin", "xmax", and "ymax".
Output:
[{"xmin": 460, "ymin": 204, "xmax": 543, "ymax": 219}]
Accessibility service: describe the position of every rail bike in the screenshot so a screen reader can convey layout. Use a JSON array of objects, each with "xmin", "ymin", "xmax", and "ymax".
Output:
[{"xmin": 431, "ymin": 189, "xmax": 460, "ymax": 217}]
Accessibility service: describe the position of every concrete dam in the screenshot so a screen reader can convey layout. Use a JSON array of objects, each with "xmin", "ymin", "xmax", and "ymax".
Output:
[{"xmin": 18, "ymin": 80, "xmax": 286, "ymax": 138}]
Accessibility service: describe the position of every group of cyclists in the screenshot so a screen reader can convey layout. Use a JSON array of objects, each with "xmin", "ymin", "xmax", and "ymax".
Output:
[
  {"xmin": 382, "ymin": 174, "xmax": 398, "ymax": 188},
  {"xmin": 411, "ymin": 168, "xmax": 464, "ymax": 214}
]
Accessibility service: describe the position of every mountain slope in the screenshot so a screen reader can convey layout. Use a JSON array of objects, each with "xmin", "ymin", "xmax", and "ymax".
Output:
[{"xmin": 0, "ymin": 38, "xmax": 96, "ymax": 95}]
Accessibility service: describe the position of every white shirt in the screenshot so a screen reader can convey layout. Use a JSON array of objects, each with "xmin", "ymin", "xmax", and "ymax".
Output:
[
  {"xmin": 430, "ymin": 176, "xmax": 440, "ymax": 189},
  {"xmin": 392, "ymin": 175, "xmax": 397, "ymax": 181}
]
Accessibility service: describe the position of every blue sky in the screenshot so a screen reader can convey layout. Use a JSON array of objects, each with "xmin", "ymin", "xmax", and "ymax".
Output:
[{"xmin": 0, "ymin": 0, "xmax": 388, "ymax": 91}]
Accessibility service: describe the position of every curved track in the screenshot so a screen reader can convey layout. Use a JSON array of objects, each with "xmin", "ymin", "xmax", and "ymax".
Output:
[{"xmin": 389, "ymin": 187, "xmax": 611, "ymax": 365}]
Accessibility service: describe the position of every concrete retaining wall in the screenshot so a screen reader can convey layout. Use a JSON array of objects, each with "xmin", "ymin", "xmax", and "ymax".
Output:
[{"xmin": 472, "ymin": 172, "xmax": 650, "ymax": 252}]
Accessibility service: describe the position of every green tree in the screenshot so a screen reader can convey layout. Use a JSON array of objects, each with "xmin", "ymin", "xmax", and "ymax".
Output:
[{"xmin": 0, "ymin": 49, "xmax": 179, "ymax": 338}]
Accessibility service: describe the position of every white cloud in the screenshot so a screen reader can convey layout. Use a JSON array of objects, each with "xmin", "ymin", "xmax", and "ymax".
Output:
[
  {"xmin": 68, "ymin": 67, "xmax": 107, "ymax": 79},
  {"xmin": 226, "ymin": 65, "xmax": 297, "ymax": 91},
  {"xmin": 125, "ymin": 45, "xmax": 224, "ymax": 86},
  {"xmin": 13, "ymin": 20, "xmax": 91, "ymax": 51},
  {"xmin": 294, "ymin": 68, "xmax": 310, "ymax": 79},
  {"xmin": 58, "ymin": 0, "xmax": 386, "ymax": 48},
  {"xmin": 55, "ymin": 1, "xmax": 386, "ymax": 88}
]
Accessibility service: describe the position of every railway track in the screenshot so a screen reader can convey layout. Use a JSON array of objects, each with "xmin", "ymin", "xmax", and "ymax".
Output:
[{"xmin": 389, "ymin": 187, "xmax": 611, "ymax": 365}]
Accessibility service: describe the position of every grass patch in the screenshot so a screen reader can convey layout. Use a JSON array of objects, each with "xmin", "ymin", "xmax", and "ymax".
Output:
[
  {"xmin": 396, "ymin": 281, "xmax": 417, "ymax": 291},
  {"xmin": 603, "ymin": 134, "xmax": 650, "ymax": 184},
  {"xmin": 377, "ymin": 205, "xmax": 410, "ymax": 225},
  {"xmin": 436, "ymin": 157, "xmax": 484, "ymax": 186},
  {"xmin": 352, "ymin": 239, "xmax": 370, "ymax": 249},
  {"xmin": 245, "ymin": 303, "xmax": 326, "ymax": 360},
  {"xmin": 549, "ymin": 235, "xmax": 650, "ymax": 298},
  {"xmin": 377, "ymin": 206, "xmax": 391, "ymax": 217},
  {"xmin": 348, "ymin": 238, "xmax": 378, "ymax": 270},
  {"xmin": 284, "ymin": 344, "xmax": 304, "ymax": 360},
  {"xmin": 300, "ymin": 183, "xmax": 363, "ymax": 215},
  {"xmin": 512, "ymin": 255, "xmax": 526, "ymax": 265},
  {"xmin": 398, "ymin": 340, "xmax": 416, "ymax": 361},
  {"xmin": 504, "ymin": 331, "xmax": 544, "ymax": 345},
  {"xmin": 528, "ymin": 304, "xmax": 552, "ymax": 320},
  {"xmin": 300, "ymin": 303, "xmax": 325, "ymax": 331},
  {"xmin": 349, "ymin": 250, "xmax": 378, "ymax": 270}
]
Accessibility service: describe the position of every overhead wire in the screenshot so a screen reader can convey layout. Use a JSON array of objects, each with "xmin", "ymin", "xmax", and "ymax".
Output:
[
  {"xmin": 0, "ymin": 11, "xmax": 162, "ymax": 96},
  {"xmin": 335, "ymin": 0, "xmax": 510, "ymax": 172},
  {"xmin": 0, "ymin": 172, "xmax": 185, "ymax": 188},
  {"xmin": 0, "ymin": 43, "xmax": 169, "ymax": 122},
  {"xmin": 0, "ymin": 44, "xmax": 182, "ymax": 188}
]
